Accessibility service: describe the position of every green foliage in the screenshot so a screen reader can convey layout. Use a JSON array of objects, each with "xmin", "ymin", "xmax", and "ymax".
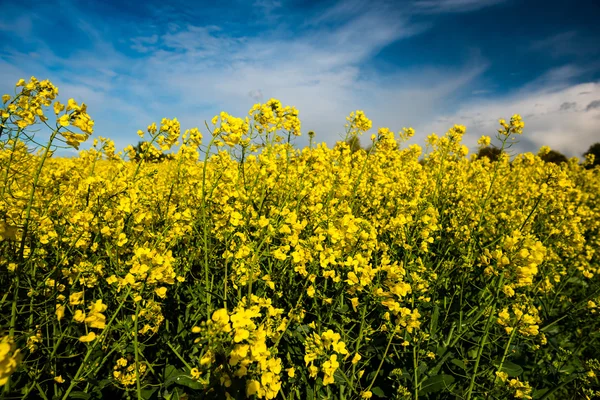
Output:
[
  {"xmin": 540, "ymin": 150, "xmax": 568, "ymax": 165},
  {"xmin": 476, "ymin": 145, "xmax": 504, "ymax": 162},
  {"xmin": 132, "ymin": 140, "xmax": 175, "ymax": 163},
  {"xmin": 584, "ymin": 142, "xmax": 600, "ymax": 169}
]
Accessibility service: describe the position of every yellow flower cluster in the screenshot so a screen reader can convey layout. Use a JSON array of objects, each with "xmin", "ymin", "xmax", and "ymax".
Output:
[
  {"xmin": 136, "ymin": 299, "xmax": 165, "ymax": 335},
  {"xmin": 212, "ymin": 112, "xmax": 251, "ymax": 147},
  {"xmin": 248, "ymin": 98, "xmax": 301, "ymax": 137},
  {"xmin": 112, "ymin": 357, "xmax": 147, "ymax": 387},
  {"xmin": 156, "ymin": 117, "xmax": 181, "ymax": 151},
  {"xmin": 0, "ymin": 337, "xmax": 21, "ymax": 386},
  {"xmin": 346, "ymin": 110, "xmax": 372, "ymax": 135},
  {"xmin": 481, "ymin": 231, "xmax": 547, "ymax": 289},
  {"xmin": 1, "ymin": 77, "xmax": 599, "ymax": 398},
  {"xmin": 71, "ymin": 299, "xmax": 108, "ymax": 342},
  {"xmin": 57, "ymin": 99, "xmax": 95, "ymax": 148},
  {"xmin": 498, "ymin": 114, "xmax": 525, "ymax": 136},
  {"xmin": 190, "ymin": 297, "xmax": 287, "ymax": 399},
  {"xmin": 304, "ymin": 328, "xmax": 349, "ymax": 385},
  {"xmin": 5, "ymin": 77, "xmax": 58, "ymax": 128},
  {"xmin": 497, "ymin": 302, "xmax": 543, "ymax": 338},
  {"xmin": 508, "ymin": 378, "xmax": 533, "ymax": 399}
]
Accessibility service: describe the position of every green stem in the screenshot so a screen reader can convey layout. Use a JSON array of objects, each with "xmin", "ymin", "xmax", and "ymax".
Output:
[
  {"xmin": 365, "ymin": 327, "xmax": 396, "ymax": 394},
  {"xmin": 413, "ymin": 344, "xmax": 419, "ymax": 399},
  {"xmin": 134, "ymin": 300, "xmax": 142, "ymax": 400},
  {"xmin": 167, "ymin": 342, "xmax": 193, "ymax": 371},
  {"xmin": 465, "ymin": 275, "xmax": 504, "ymax": 400},
  {"xmin": 496, "ymin": 326, "xmax": 517, "ymax": 380},
  {"xmin": 19, "ymin": 128, "xmax": 59, "ymax": 260},
  {"xmin": 63, "ymin": 287, "xmax": 132, "ymax": 399},
  {"xmin": 349, "ymin": 304, "xmax": 368, "ymax": 386}
]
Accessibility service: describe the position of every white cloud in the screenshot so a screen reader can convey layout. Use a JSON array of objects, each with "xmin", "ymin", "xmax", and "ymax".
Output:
[
  {"xmin": 419, "ymin": 78, "xmax": 600, "ymax": 157},
  {"xmin": 0, "ymin": 1, "xmax": 491, "ymax": 153},
  {"xmin": 412, "ymin": 0, "xmax": 506, "ymax": 14},
  {"xmin": 2, "ymin": 0, "xmax": 597, "ymax": 160}
]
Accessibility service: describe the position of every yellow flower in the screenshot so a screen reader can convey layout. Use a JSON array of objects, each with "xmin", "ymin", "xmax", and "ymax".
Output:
[
  {"xmin": 2, "ymin": 94, "xmax": 10, "ymax": 103},
  {"xmin": 212, "ymin": 308, "xmax": 230, "ymax": 324},
  {"xmin": 58, "ymin": 114, "xmax": 70, "ymax": 127},
  {"xmin": 54, "ymin": 375, "xmax": 65, "ymax": 383},
  {"xmin": 69, "ymin": 291, "xmax": 84, "ymax": 306},
  {"xmin": 350, "ymin": 297, "xmax": 359, "ymax": 312},
  {"xmin": 496, "ymin": 371, "xmax": 508, "ymax": 382},
  {"xmin": 332, "ymin": 341, "xmax": 348, "ymax": 355},
  {"xmin": 55, "ymin": 304, "xmax": 65, "ymax": 321},
  {"xmin": 53, "ymin": 101, "xmax": 64, "ymax": 115},
  {"xmin": 246, "ymin": 380, "xmax": 260, "ymax": 396},
  {"xmin": 154, "ymin": 287, "xmax": 168, "ymax": 298},
  {"xmin": 322, "ymin": 354, "xmax": 339, "ymax": 378},
  {"xmin": 66, "ymin": 98, "xmax": 80, "ymax": 111},
  {"xmin": 352, "ymin": 353, "xmax": 362, "ymax": 365},
  {"xmin": 234, "ymin": 328, "xmax": 250, "ymax": 343},
  {"xmin": 73, "ymin": 310, "xmax": 86, "ymax": 323},
  {"xmin": 361, "ymin": 391, "xmax": 373, "ymax": 399},
  {"xmin": 0, "ymin": 337, "xmax": 21, "ymax": 386},
  {"xmin": 79, "ymin": 332, "xmax": 96, "ymax": 343},
  {"xmin": 307, "ymin": 285, "xmax": 315, "ymax": 298},
  {"xmin": 286, "ymin": 367, "xmax": 295, "ymax": 378}
]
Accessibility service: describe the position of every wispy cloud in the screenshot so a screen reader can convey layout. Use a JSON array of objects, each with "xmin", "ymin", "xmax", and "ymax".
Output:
[
  {"xmin": 530, "ymin": 31, "xmax": 598, "ymax": 59},
  {"xmin": 412, "ymin": 0, "xmax": 506, "ymax": 14},
  {"xmin": 253, "ymin": 0, "xmax": 283, "ymax": 21},
  {"xmin": 0, "ymin": 0, "xmax": 598, "ymax": 156}
]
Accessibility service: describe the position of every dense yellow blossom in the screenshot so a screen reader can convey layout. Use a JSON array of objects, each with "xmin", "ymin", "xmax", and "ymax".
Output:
[{"xmin": 0, "ymin": 77, "xmax": 599, "ymax": 399}]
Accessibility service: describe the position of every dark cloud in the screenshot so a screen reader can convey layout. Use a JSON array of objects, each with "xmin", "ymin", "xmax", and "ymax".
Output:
[
  {"xmin": 585, "ymin": 100, "xmax": 600, "ymax": 111},
  {"xmin": 559, "ymin": 101, "xmax": 576, "ymax": 111}
]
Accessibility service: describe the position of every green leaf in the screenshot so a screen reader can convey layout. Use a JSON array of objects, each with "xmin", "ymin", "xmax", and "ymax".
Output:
[
  {"xmin": 467, "ymin": 348, "xmax": 478, "ymax": 359},
  {"xmin": 164, "ymin": 387, "xmax": 188, "ymax": 400},
  {"xmin": 419, "ymin": 374, "xmax": 456, "ymax": 395},
  {"xmin": 141, "ymin": 387, "xmax": 158, "ymax": 400},
  {"xmin": 418, "ymin": 361, "xmax": 428, "ymax": 375},
  {"xmin": 97, "ymin": 378, "xmax": 112, "ymax": 389},
  {"xmin": 532, "ymin": 388, "xmax": 550, "ymax": 399},
  {"xmin": 558, "ymin": 364, "xmax": 576, "ymax": 374},
  {"xmin": 174, "ymin": 375, "xmax": 204, "ymax": 390},
  {"xmin": 69, "ymin": 392, "xmax": 92, "ymax": 399},
  {"xmin": 430, "ymin": 305, "xmax": 440, "ymax": 335},
  {"xmin": 493, "ymin": 359, "xmax": 523, "ymax": 377},
  {"xmin": 163, "ymin": 365, "xmax": 203, "ymax": 390},
  {"xmin": 306, "ymin": 385, "xmax": 315, "ymax": 400},
  {"xmin": 435, "ymin": 345, "xmax": 448, "ymax": 358},
  {"xmin": 371, "ymin": 387, "xmax": 386, "ymax": 397},
  {"xmin": 450, "ymin": 358, "xmax": 467, "ymax": 370},
  {"xmin": 164, "ymin": 364, "xmax": 180, "ymax": 381}
]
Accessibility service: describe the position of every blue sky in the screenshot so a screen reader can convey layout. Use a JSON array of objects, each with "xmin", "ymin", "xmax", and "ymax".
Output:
[{"xmin": 1, "ymin": 0, "xmax": 599, "ymax": 156}]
